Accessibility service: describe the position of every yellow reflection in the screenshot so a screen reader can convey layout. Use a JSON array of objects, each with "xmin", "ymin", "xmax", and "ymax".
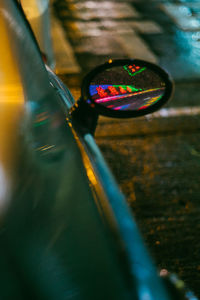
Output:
[
  {"xmin": 85, "ymin": 163, "xmax": 98, "ymax": 187},
  {"xmin": 20, "ymin": 0, "xmax": 49, "ymax": 18},
  {"xmin": 36, "ymin": 145, "xmax": 55, "ymax": 152},
  {"xmin": 69, "ymin": 127, "xmax": 118, "ymax": 228},
  {"xmin": 70, "ymin": 127, "xmax": 97, "ymax": 186},
  {"xmin": 0, "ymin": 12, "xmax": 24, "ymax": 210}
]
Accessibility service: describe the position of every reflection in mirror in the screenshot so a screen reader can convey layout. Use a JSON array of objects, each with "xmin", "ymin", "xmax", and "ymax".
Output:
[{"xmin": 88, "ymin": 63, "xmax": 166, "ymax": 112}]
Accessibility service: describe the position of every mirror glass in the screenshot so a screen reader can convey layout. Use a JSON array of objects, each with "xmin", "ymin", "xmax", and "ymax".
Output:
[{"xmin": 88, "ymin": 63, "xmax": 167, "ymax": 112}]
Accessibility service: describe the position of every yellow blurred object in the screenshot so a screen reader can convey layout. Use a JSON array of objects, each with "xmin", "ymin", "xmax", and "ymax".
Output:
[
  {"xmin": 20, "ymin": 0, "xmax": 55, "ymax": 68},
  {"xmin": 0, "ymin": 13, "xmax": 24, "ymax": 210}
]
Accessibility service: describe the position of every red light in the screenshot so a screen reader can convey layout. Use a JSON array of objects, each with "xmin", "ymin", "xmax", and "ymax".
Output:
[
  {"xmin": 126, "ymin": 86, "xmax": 132, "ymax": 93},
  {"xmin": 138, "ymin": 105, "xmax": 148, "ymax": 110},
  {"xmin": 96, "ymin": 86, "xmax": 108, "ymax": 98},
  {"xmin": 132, "ymin": 68, "xmax": 135, "ymax": 72},
  {"xmin": 128, "ymin": 65, "xmax": 132, "ymax": 69},
  {"xmin": 119, "ymin": 86, "xmax": 126, "ymax": 94},
  {"xmin": 108, "ymin": 86, "xmax": 119, "ymax": 95}
]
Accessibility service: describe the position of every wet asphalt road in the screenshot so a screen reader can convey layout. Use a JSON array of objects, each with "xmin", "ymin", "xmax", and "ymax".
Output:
[{"xmin": 53, "ymin": 0, "xmax": 200, "ymax": 296}]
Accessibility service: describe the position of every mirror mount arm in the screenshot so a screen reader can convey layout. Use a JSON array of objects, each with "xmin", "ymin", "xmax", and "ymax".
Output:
[{"xmin": 70, "ymin": 99, "xmax": 99, "ymax": 136}]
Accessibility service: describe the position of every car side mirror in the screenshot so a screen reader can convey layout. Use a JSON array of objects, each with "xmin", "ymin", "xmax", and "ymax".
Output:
[{"xmin": 71, "ymin": 59, "xmax": 173, "ymax": 134}]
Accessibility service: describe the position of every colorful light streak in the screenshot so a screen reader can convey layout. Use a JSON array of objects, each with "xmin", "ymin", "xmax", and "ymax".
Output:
[
  {"xmin": 95, "ymin": 88, "xmax": 162, "ymax": 104},
  {"xmin": 95, "ymin": 91, "xmax": 137, "ymax": 103},
  {"xmin": 89, "ymin": 84, "xmax": 141, "ymax": 98},
  {"xmin": 113, "ymin": 104, "xmax": 131, "ymax": 110},
  {"xmin": 138, "ymin": 95, "xmax": 162, "ymax": 110}
]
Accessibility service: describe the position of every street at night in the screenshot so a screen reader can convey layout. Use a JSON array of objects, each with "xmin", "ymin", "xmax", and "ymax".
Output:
[{"xmin": 52, "ymin": 0, "xmax": 200, "ymax": 296}]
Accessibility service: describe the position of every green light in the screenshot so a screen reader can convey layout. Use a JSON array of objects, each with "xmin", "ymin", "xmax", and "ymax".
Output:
[
  {"xmin": 112, "ymin": 84, "xmax": 142, "ymax": 92},
  {"xmin": 34, "ymin": 119, "xmax": 48, "ymax": 127},
  {"xmin": 123, "ymin": 65, "xmax": 146, "ymax": 77}
]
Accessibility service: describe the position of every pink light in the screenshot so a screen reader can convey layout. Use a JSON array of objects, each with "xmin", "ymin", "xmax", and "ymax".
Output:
[{"xmin": 96, "ymin": 92, "xmax": 136, "ymax": 103}]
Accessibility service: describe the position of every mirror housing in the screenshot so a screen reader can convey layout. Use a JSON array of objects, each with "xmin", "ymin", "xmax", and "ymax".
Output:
[{"xmin": 71, "ymin": 59, "xmax": 173, "ymax": 134}]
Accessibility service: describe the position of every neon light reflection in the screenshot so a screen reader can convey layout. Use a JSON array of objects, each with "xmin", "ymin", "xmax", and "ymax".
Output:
[
  {"xmin": 89, "ymin": 84, "xmax": 141, "ymax": 99},
  {"xmin": 123, "ymin": 64, "xmax": 146, "ymax": 77},
  {"xmin": 92, "ymin": 88, "xmax": 162, "ymax": 104}
]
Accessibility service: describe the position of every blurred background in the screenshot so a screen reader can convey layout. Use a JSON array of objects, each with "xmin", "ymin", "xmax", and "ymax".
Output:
[{"xmin": 22, "ymin": 0, "xmax": 200, "ymax": 297}]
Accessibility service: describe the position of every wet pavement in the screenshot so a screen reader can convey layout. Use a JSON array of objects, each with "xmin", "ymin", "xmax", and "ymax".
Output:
[{"xmin": 52, "ymin": 0, "xmax": 200, "ymax": 297}]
